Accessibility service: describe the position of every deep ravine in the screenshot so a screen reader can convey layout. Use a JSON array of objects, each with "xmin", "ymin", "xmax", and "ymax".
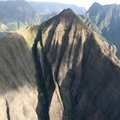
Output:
[
  {"xmin": 32, "ymin": 29, "xmax": 50, "ymax": 120},
  {"xmin": 32, "ymin": 28, "xmax": 73, "ymax": 120},
  {"xmin": 32, "ymin": 27, "xmax": 61, "ymax": 120}
]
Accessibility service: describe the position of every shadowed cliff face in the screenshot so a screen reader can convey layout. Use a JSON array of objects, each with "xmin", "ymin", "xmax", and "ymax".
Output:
[{"xmin": 0, "ymin": 9, "xmax": 120, "ymax": 120}]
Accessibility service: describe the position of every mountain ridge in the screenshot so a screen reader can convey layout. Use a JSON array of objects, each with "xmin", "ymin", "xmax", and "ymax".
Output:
[
  {"xmin": 33, "ymin": 9, "xmax": 120, "ymax": 119},
  {"xmin": 29, "ymin": 2, "xmax": 87, "ymax": 15},
  {"xmin": 83, "ymin": 2, "xmax": 120, "ymax": 58},
  {"xmin": 0, "ymin": 8, "xmax": 120, "ymax": 120},
  {"xmin": 0, "ymin": 1, "xmax": 87, "ymax": 38}
]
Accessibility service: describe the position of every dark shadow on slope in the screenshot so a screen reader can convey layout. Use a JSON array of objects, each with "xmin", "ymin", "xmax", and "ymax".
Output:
[
  {"xmin": 6, "ymin": 99, "xmax": 11, "ymax": 120},
  {"xmin": 0, "ymin": 28, "xmax": 55, "ymax": 120},
  {"xmin": 73, "ymin": 34, "xmax": 120, "ymax": 120},
  {"xmin": 59, "ymin": 34, "xmax": 83, "ymax": 120},
  {"xmin": 32, "ymin": 28, "xmax": 55, "ymax": 120},
  {"xmin": 60, "ymin": 69, "xmax": 75, "ymax": 120}
]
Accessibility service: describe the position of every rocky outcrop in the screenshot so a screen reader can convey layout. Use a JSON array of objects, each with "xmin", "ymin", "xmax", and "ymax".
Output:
[{"xmin": 0, "ymin": 8, "xmax": 120, "ymax": 120}]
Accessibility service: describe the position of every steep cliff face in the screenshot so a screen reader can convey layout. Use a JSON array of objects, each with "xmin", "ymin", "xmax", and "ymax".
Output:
[
  {"xmin": 34, "ymin": 8, "xmax": 120, "ymax": 120},
  {"xmin": 0, "ymin": 8, "xmax": 120, "ymax": 120}
]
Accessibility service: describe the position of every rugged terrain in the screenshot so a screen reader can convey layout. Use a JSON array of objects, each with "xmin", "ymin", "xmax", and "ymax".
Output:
[
  {"xmin": 0, "ymin": 0, "xmax": 86, "ymax": 38},
  {"xmin": 0, "ymin": 1, "xmax": 40, "ymax": 31},
  {"xmin": 83, "ymin": 2, "xmax": 120, "ymax": 57},
  {"xmin": 0, "ymin": 8, "xmax": 120, "ymax": 120}
]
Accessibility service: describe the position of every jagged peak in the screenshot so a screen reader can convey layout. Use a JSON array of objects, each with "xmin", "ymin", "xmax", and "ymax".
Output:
[
  {"xmin": 57, "ymin": 8, "xmax": 85, "ymax": 24},
  {"xmin": 88, "ymin": 2, "xmax": 101, "ymax": 10},
  {"xmin": 57, "ymin": 8, "xmax": 77, "ymax": 19},
  {"xmin": 92, "ymin": 2, "xmax": 101, "ymax": 6},
  {"xmin": 87, "ymin": 2, "xmax": 102, "ymax": 15},
  {"xmin": 40, "ymin": 7, "xmax": 88, "ymax": 33},
  {"xmin": 60, "ymin": 8, "xmax": 76, "ymax": 14}
]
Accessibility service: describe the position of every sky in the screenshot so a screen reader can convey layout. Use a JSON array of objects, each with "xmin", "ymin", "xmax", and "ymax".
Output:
[{"xmin": 29, "ymin": 0, "xmax": 120, "ymax": 9}]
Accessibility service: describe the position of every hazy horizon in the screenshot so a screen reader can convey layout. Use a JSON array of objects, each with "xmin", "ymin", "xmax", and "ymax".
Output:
[
  {"xmin": 0, "ymin": 0, "xmax": 120, "ymax": 9},
  {"xmin": 27, "ymin": 0, "xmax": 120, "ymax": 9}
]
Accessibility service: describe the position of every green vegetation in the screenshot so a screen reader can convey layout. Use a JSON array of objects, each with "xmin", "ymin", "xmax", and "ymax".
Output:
[
  {"xmin": 65, "ymin": 109, "xmax": 72, "ymax": 120},
  {"xmin": 0, "ymin": 0, "xmax": 41, "ymax": 37},
  {"xmin": 83, "ymin": 2, "xmax": 120, "ymax": 58},
  {"xmin": 39, "ymin": 92, "xmax": 46, "ymax": 105}
]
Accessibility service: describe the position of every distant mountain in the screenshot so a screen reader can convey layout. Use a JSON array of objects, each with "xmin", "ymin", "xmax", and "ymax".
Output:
[
  {"xmin": 29, "ymin": 2, "xmax": 87, "ymax": 15},
  {"xmin": 0, "ymin": 0, "xmax": 56, "ymax": 37},
  {"xmin": 0, "ymin": 1, "xmax": 87, "ymax": 38},
  {"xmin": 83, "ymin": 2, "xmax": 120, "ymax": 57},
  {"xmin": 0, "ymin": 0, "xmax": 40, "ymax": 32}
]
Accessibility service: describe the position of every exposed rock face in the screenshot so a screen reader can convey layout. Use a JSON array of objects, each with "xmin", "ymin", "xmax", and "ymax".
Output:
[{"xmin": 0, "ymin": 8, "xmax": 120, "ymax": 120}]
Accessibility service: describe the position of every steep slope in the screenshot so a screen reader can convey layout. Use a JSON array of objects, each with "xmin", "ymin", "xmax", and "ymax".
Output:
[
  {"xmin": 1, "ymin": 8, "xmax": 120, "ymax": 120},
  {"xmin": 35, "ymin": 8, "xmax": 120, "ymax": 120},
  {"xmin": 0, "ymin": 26, "xmax": 39, "ymax": 120},
  {"xmin": 83, "ymin": 2, "xmax": 120, "ymax": 57},
  {"xmin": 29, "ymin": 2, "xmax": 86, "ymax": 15}
]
